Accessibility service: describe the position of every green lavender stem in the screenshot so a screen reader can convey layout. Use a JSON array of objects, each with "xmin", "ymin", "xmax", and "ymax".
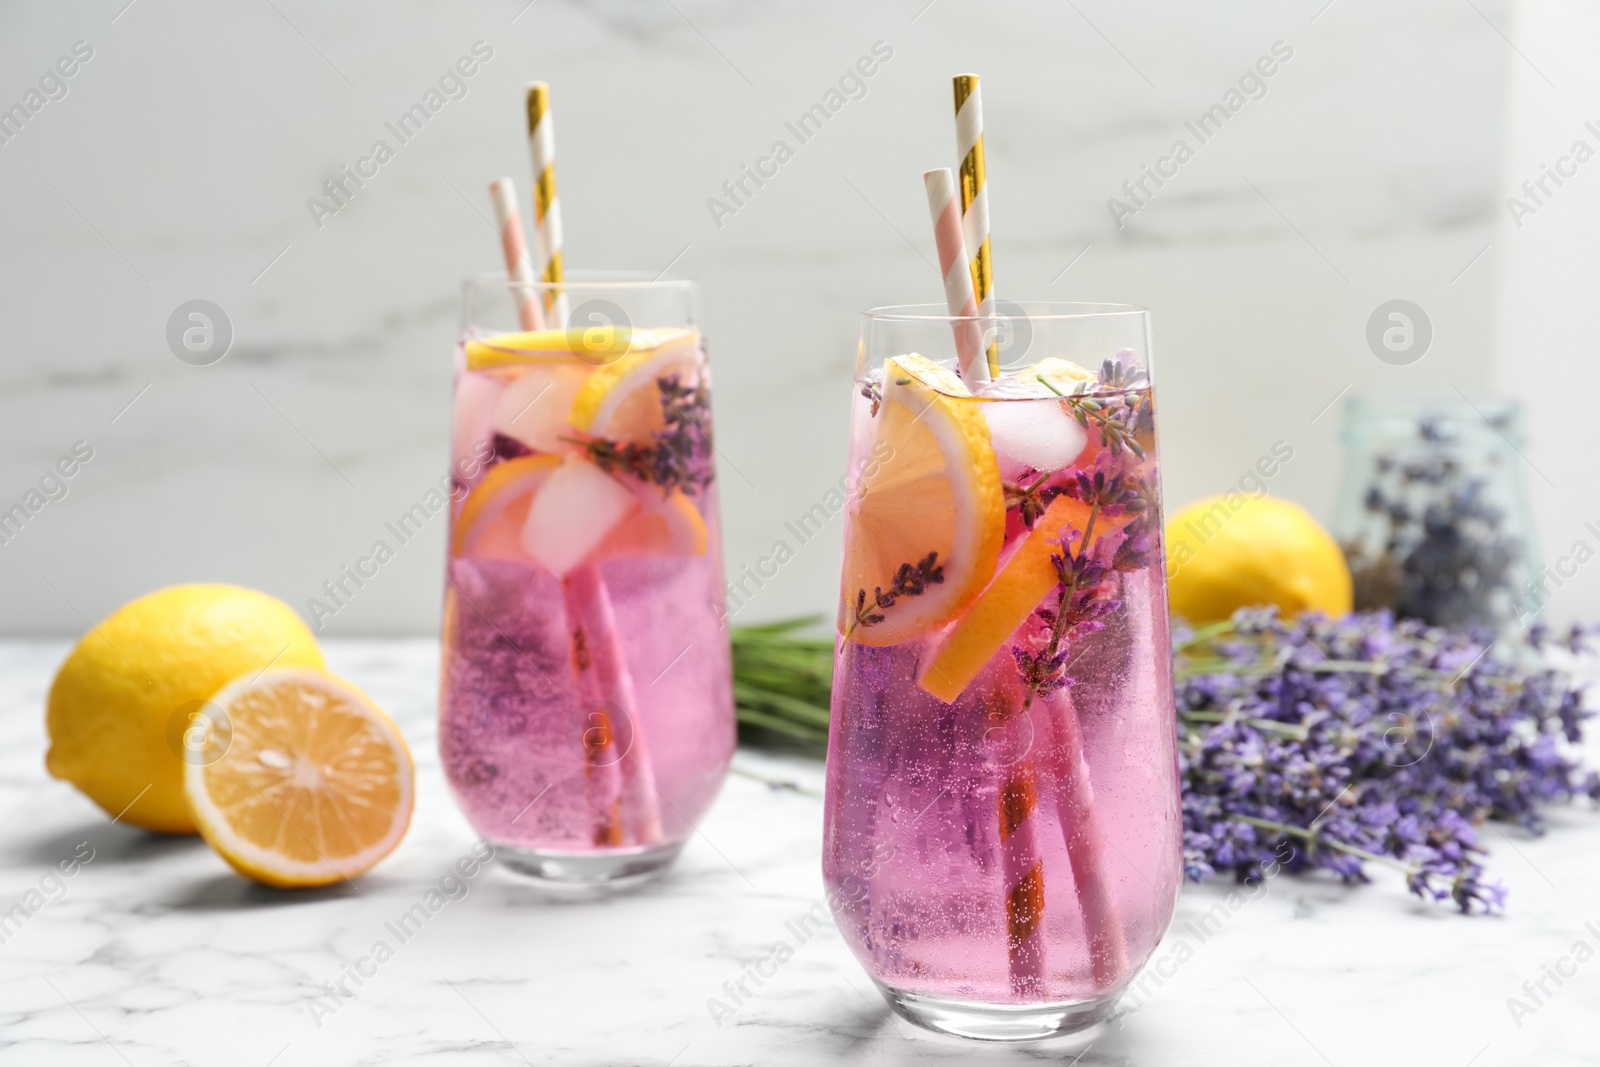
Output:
[
  {"xmin": 1233, "ymin": 815, "xmax": 1419, "ymax": 876},
  {"xmin": 731, "ymin": 617, "xmax": 832, "ymax": 746}
]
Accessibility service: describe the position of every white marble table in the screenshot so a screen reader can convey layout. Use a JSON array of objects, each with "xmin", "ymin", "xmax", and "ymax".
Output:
[{"xmin": 2, "ymin": 639, "xmax": 1597, "ymax": 1066}]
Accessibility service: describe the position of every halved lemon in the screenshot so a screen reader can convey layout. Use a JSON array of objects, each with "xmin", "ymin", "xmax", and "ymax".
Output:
[
  {"xmin": 184, "ymin": 668, "xmax": 414, "ymax": 888},
  {"xmin": 451, "ymin": 455, "xmax": 563, "ymax": 561},
  {"xmin": 466, "ymin": 327, "xmax": 696, "ymax": 372},
  {"xmin": 567, "ymin": 336, "xmax": 704, "ymax": 440},
  {"xmin": 918, "ymin": 494, "xmax": 1132, "ymax": 701},
  {"xmin": 838, "ymin": 353, "xmax": 1005, "ymax": 645}
]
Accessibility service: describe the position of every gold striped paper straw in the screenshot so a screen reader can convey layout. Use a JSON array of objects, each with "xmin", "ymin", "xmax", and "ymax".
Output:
[
  {"xmin": 525, "ymin": 82, "xmax": 568, "ymax": 324},
  {"xmin": 953, "ymin": 74, "xmax": 998, "ymax": 378}
]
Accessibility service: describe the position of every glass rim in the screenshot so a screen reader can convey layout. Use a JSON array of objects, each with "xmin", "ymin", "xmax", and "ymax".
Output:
[
  {"xmin": 861, "ymin": 301, "xmax": 1149, "ymax": 323},
  {"xmin": 1344, "ymin": 390, "xmax": 1516, "ymax": 428},
  {"xmin": 464, "ymin": 270, "xmax": 696, "ymax": 293},
  {"xmin": 1345, "ymin": 391, "xmax": 1521, "ymax": 418},
  {"xmin": 1342, "ymin": 391, "xmax": 1523, "ymax": 447}
]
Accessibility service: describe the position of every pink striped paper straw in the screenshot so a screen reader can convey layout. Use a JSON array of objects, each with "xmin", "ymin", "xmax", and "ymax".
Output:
[
  {"xmin": 563, "ymin": 564, "xmax": 663, "ymax": 845},
  {"xmin": 488, "ymin": 177, "xmax": 543, "ymax": 331},
  {"xmin": 923, "ymin": 168, "xmax": 989, "ymax": 384},
  {"xmin": 984, "ymin": 670, "xmax": 1047, "ymax": 994},
  {"xmin": 1044, "ymin": 688, "xmax": 1129, "ymax": 988}
]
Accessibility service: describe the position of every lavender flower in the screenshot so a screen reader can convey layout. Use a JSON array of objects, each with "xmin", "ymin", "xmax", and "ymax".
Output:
[
  {"xmin": 846, "ymin": 552, "xmax": 945, "ymax": 637},
  {"xmin": 1012, "ymin": 459, "xmax": 1149, "ymax": 705},
  {"xmin": 1177, "ymin": 609, "xmax": 1598, "ymax": 912},
  {"xmin": 1046, "ymin": 355, "xmax": 1154, "ymax": 459},
  {"xmin": 581, "ymin": 374, "xmax": 715, "ymax": 493}
]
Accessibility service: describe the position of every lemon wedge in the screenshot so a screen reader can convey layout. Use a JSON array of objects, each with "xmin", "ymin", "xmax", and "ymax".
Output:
[{"xmin": 918, "ymin": 494, "xmax": 1133, "ymax": 701}]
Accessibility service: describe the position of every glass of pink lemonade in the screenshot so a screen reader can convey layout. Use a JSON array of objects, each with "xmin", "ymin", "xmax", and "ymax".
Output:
[
  {"xmin": 823, "ymin": 303, "xmax": 1181, "ymax": 1040},
  {"xmin": 441, "ymin": 274, "xmax": 734, "ymax": 886}
]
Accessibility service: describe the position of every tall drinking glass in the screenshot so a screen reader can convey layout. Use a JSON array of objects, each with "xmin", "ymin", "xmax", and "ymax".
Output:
[
  {"xmin": 441, "ymin": 274, "xmax": 734, "ymax": 886},
  {"xmin": 823, "ymin": 303, "xmax": 1181, "ymax": 1040}
]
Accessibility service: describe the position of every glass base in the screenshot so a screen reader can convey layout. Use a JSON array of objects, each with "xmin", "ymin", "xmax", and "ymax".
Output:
[
  {"xmin": 876, "ymin": 982, "xmax": 1115, "ymax": 1043},
  {"xmin": 493, "ymin": 840, "xmax": 684, "ymax": 890}
]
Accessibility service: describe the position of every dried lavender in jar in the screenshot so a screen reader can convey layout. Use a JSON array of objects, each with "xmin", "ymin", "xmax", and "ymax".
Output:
[{"xmin": 1331, "ymin": 396, "xmax": 1539, "ymax": 632}]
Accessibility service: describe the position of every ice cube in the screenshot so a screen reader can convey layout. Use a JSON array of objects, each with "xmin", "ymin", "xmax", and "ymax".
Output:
[
  {"xmin": 492, "ymin": 364, "xmax": 588, "ymax": 453},
  {"xmin": 983, "ymin": 398, "xmax": 1088, "ymax": 479},
  {"xmin": 975, "ymin": 374, "xmax": 1056, "ymax": 400},
  {"xmin": 521, "ymin": 456, "xmax": 638, "ymax": 576},
  {"xmin": 452, "ymin": 373, "xmax": 505, "ymax": 488},
  {"xmin": 976, "ymin": 358, "xmax": 1098, "ymax": 400}
]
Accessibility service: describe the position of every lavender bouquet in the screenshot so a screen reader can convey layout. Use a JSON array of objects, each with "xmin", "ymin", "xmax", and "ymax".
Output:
[{"xmin": 1178, "ymin": 608, "xmax": 1597, "ymax": 912}]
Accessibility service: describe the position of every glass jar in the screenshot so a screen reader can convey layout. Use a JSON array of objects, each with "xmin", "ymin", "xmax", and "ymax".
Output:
[{"xmin": 1331, "ymin": 393, "xmax": 1541, "ymax": 632}]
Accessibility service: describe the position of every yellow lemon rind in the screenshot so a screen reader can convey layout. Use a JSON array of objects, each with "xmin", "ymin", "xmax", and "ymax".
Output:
[
  {"xmin": 1165, "ymin": 496, "xmax": 1352, "ymax": 623},
  {"xmin": 466, "ymin": 327, "xmax": 696, "ymax": 372},
  {"xmin": 44, "ymin": 584, "xmax": 325, "ymax": 835}
]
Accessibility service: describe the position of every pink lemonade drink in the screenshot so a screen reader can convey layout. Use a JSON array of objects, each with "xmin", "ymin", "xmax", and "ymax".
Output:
[
  {"xmin": 823, "ymin": 304, "xmax": 1181, "ymax": 1041},
  {"xmin": 441, "ymin": 276, "xmax": 734, "ymax": 885}
]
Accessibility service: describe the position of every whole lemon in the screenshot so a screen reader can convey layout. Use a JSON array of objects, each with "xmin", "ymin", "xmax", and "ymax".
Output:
[
  {"xmin": 46, "ymin": 584, "xmax": 323, "ymax": 833},
  {"xmin": 1165, "ymin": 496, "xmax": 1352, "ymax": 623}
]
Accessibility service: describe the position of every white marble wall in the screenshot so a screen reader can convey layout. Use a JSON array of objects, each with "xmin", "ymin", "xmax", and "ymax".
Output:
[
  {"xmin": 1492, "ymin": 0, "xmax": 1600, "ymax": 627},
  {"xmin": 0, "ymin": 0, "xmax": 1508, "ymax": 634}
]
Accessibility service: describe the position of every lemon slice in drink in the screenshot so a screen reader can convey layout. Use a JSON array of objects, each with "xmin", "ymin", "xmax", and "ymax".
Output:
[
  {"xmin": 838, "ymin": 353, "xmax": 1005, "ymax": 645},
  {"xmin": 595, "ymin": 489, "xmax": 708, "ymax": 560},
  {"xmin": 451, "ymin": 455, "xmax": 564, "ymax": 561},
  {"xmin": 567, "ymin": 334, "xmax": 703, "ymax": 440},
  {"xmin": 465, "ymin": 326, "xmax": 694, "ymax": 372},
  {"xmin": 184, "ymin": 668, "xmax": 414, "ymax": 888},
  {"xmin": 919, "ymin": 494, "xmax": 1134, "ymax": 702},
  {"xmin": 1024, "ymin": 356, "xmax": 1098, "ymax": 394}
]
